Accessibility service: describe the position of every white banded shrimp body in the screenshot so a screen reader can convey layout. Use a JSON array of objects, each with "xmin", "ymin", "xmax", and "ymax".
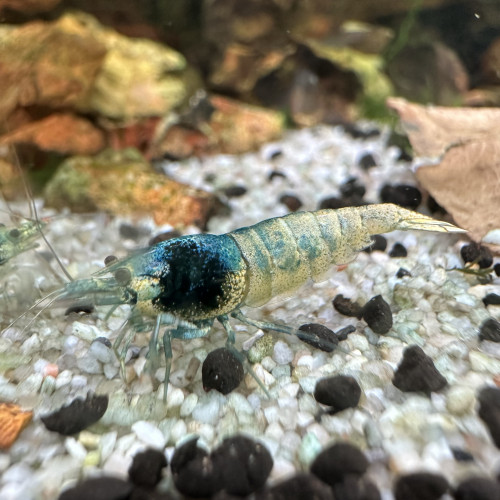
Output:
[{"xmin": 39, "ymin": 203, "xmax": 465, "ymax": 397}]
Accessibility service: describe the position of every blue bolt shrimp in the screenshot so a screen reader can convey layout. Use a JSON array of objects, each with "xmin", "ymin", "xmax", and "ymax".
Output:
[{"xmin": 30, "ymin": 203, "xmax": 465, "ymax": 397}]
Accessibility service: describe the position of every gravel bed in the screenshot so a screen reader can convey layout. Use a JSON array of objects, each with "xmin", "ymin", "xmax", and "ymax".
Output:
[{"xmin": 0, "ymin": 123, "xmax": 499, "ymax": 499}]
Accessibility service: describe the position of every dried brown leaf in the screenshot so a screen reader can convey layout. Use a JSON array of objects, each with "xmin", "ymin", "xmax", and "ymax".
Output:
[{"xmin": 387, "ymin": 97, "xmax": 500, "ymax": 253}]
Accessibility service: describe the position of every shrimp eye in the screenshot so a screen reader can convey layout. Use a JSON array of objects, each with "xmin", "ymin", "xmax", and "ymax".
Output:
[
  {"xmin": 9, "ymin": 228, "xmax": 20, "ymax": 239},
  {"xmin": 114, "ymin": 267, "xmax": 131, "ymax": 286}
]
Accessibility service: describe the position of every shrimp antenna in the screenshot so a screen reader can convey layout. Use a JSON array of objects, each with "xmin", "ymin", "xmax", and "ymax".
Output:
[{"xmin": 10, "ymin": 147, "xmax": 74, "ymax": 282}]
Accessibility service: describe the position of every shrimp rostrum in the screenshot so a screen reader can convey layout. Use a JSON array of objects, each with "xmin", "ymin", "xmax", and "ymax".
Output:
[{"xmin": 40, "ymin": 203, "xmax": 465, "ymax": 396}]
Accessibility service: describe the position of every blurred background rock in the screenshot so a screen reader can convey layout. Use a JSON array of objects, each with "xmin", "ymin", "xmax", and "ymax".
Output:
[{"xmin": 1, "ymin": 0, "xmax": 499, "ymax": 221}]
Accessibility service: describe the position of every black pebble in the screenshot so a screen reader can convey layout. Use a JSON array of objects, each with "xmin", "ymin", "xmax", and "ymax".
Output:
[
  {"xmin": 311, "ymin": 442, "xmax": 369, "ymax": 487},
  {"xmin": 119, "ymin": 223, "xmax": 146, "ymax": 241},
  {"xmin": 256, "ymin": 473, "xmax": 334, "ymax": 500},
  {"xmin": 94, "ymin": 337, "xmax": 112, "ymax": 348},
  {"xmin": 279, "ymin": 194, "xmax": 303, "ymax": 212},
  {"xmin": 128, "ymin": 488, "xmax": 175, "ymax": 500},
  {"xmin": 483, "ymin": 294, "xmax": 500, "ymax": 307},
  {"xmin": 171, "ymin": 437, "xmax": 222, "ymax": 498},
  {"xmin": 380, "ymin": 184, "xmax": 422, "ymax": 210},
  {"xmin": 495, "ymin": 263, "xmax": 500, "ymax": 277},
  {"xmin": 64, "ymin": 303, "xmax": 95, "ymax": 315},
  {"xmin": 333, "ymin": 294, "xmax": 363, "ymax": 319},
  {"xmin": 477, "ymin": 386, "xmax": 500, "ymax": 448},
  {"xmin": 334, "ymin": 475, "xmax": 381, "ymax": 500},
  {"xmin": 335, "ymin": 325, "xmax": 356, "ymax": 341},
  {"xmin": 479, "ymin": 319, "xmax": 500, "ymax": 342},
  {"xmin": 451, "ymin": 448, "xmax": 474, "ymax": 462},
  {"xmin": 211, "ymin": 435, "xmax": 273, "ymax": 496},
  {"xmin": 202, "ymin": 348, "xmax": 244, "ymax": 395},
  {"xmin": 41, "ymin": 392, "xmax": 108, "ymax": 435},
  {"xmin": 389, "ymin": 243, "xmax": 407, "ymax": 258},
  {"xmin": 392, "ymin": 345, "xmax": 447, "ymax": 395},
  {"xmin": 343, "ymin": 125, "xmax": 380, "ymax": 140},
  {"xmin": 128, "ymin": 448, "xmax": 168, "ymax": 488},
  {"xmin": 427, "ymin": 196, "xmax": 446, "ymax": 215},
  {"xmin": 314, "ymin": 375, "xmax": 362, "ymax": 412},
  {"xmin": 58, "ymin": 476, "xmax": 133, "ymax": 500},
  {"xmin": 357, "ymin": 153, "xmax": 378, "ymax": 169},
  {"xmin": 340, "ymin": 178, "xmax": 366, "ymax": 199},
  {"xmin": 460, "ymin": 243, "xmax": 493, "ymax": 269},
  {"xmin": 363, "ymin": 235, "xmax": 387, "ymax": 253},
  {"xmin": 223, "ymin": 185, "xmax": 247, "ymax": 198},
  {"xmin": 394, "ymin": 472, "xmax": 449, "ymax": 500},
  {"xmin": 362, "ymin": 295, "xmax": 393, "ymax": 334},
  {"xmin": 268, "ymin": 170, "xmax": 286, "ymax": 181},
  {"xmin": 318, "ymin": 196, "xmax": 349, "ymax": 210},
  {"xmin": 454, "ymin": 476, "xmax": 500, "ymax": 500},
  {"xmin": 396, "ymin": 268, "xmax": 412, "ymax": 278},
  {"xmin": 149, "ymin": 230, "xmax": 182, "ymax": 246},
  {"xmin": 298, "ymin": 323, "xmax": 339, "ymax": 352}
]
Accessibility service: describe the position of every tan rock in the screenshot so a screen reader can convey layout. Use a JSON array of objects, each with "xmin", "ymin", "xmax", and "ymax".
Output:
[{"xmin": 44, "ymin": 149, "xmax": 222, "ymax": 228}]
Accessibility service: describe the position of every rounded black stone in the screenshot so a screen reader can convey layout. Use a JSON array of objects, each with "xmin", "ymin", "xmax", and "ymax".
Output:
[
  {"xmin": 64, "ymin": 303, "xmax": 95, "ymax": 315},
  {"xmin": 58, "ymin": 476, "xmax": 133, "ymax": 500},
  {"xmin": 268, "ymin": 170, "xmax": 286, "ymax": 181},
  {"xmin": 119, "ymin": 223, "xmax": 144, "ymax": 241},
  {"xmin": 314, "ymin": 375, "xmax": 362, "ymax": 412},
  {"xmin": 279, "ymin": 194, "xmax": 303, "ymax": 212},
  {"xmin": 211, "ymin": 435, "xmax": 273, "ymax": 496},
  {"xmin": 343, "ymin": 125, "xmax": 380, "ymax": 140},
  {"xmin": 256, "ymin": 473, "xmax": 334, "ymax": 500},
  {"xmin": 335, "ymin": 325, "xmax": 356, "ymax": 341},
  {"xmin": 310, "ymin": 442, "xmax": 369, "ymax": 487},
  {"xmin": 483, "ymin": 294, "xmax": 500, "ymax": 307},
  {"xmin": 202, "ymin": 348, "xmax": 244, "ymax": 395},
  {"xmin": 460, "ymin": 243, "xmax": 493, "ymax": 268},
  {"xmin": 454, "ymin": 476, "xmax": 500, "ymax": 500},
  {"xmin": 363, "ymin": 235, "xmax": 387, "ymax": 253},
  {"xmin": 426, "ymin": 196, "xmax": 446, "ymax": 215},
  {"xmin": 362, "ymin": 295, "xmax": 393, "ymax": 334},
  {"xmin": 389, "ymin": 243, "xmax": 408, "ymax": 258},
  {"xmin": 333, "ymin": 294, "xmax": 363, "ymax": 319},
  {"xmin": 149, "ymin": 230, "xmax": 182, "ymax": 246},
  {"xmin": 298, "ymin": 323, "xmax": 339, "ymax": 353},
  {"xmin": 451, "ymin": 448, "xmax": 474, "ymax": 462},
  {"xmin": 334, "ymin": 475, "xmax": 381, "ymax": 500},
  {"xmin": 394, "ymin": 472, "xmax": 449, "ymax": 500},
  {"xmin": 171, "ymin": 437, "xmax": 223, "ymax": 498},
  {"xmin": 41, "ymin": 392, "xmax": 108, "ymax": 435},
  {"xmin": 340, "ymin": 178, "xmax": 366, "ymax": 199},
  {"xmin": 396, "ymin": 268, "xmax": 412, "ymax": 278},
  {"xmin": 479, "ymin": 319, "xmax": 500, "ymax": 343},
  {"xmin": 128, "ymin": 448, "xmax": 168, "ymax": 488},
  {"xmin": 495, "ymin": 263, "xmax": 500, "ymax": 277},
  {"xmin": 318, "ymin": 196, "xmax": 348, "ymax": 210},
  {"xmin": 223, "ymin": 185, "xmax": 247, "ymax": 198},
  {"xmin": 380, "ymin": 184, "xmax": 422, "ymax": 210},
  {"xmin": 357, "ymin": 152, "xmax": 378, "ymax": 169},
  {"xmin": 392, "ymin": 345, "xmax": 447, "ymax": 395},
  {"xmin": 477, "ymin": 386, "xmax": 500, "ymax": 448}
]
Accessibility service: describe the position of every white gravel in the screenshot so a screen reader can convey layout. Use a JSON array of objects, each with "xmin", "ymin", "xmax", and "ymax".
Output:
[{"xmin": 0, "ymin": 123, "xmax": 499, "ymax": 499}]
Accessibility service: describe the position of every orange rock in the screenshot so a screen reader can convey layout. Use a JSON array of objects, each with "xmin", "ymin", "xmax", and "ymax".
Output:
[
  {"xmin": 0, "ymin": 113, "xmax": 106, "ymax": 155},
  {"xmin": 0, "ymin": 403, "xmax": 33, "ymax": 450}
]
